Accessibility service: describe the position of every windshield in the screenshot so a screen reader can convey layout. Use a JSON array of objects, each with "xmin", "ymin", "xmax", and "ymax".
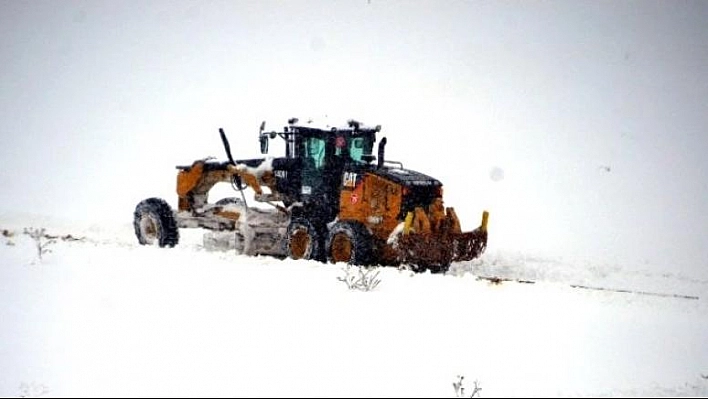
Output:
[{"xmin": 336, "ymin": 133, "xmax": 374, "ymax": 164}]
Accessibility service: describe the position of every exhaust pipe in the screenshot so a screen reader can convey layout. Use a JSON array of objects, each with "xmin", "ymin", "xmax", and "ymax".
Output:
[{"xmin": 377, "ymin": 137, "xmax": 387, "ymax": 169}]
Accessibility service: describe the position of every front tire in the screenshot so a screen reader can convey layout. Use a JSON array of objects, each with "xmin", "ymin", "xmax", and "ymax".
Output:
[
  {"xmin": 133, "ymin": 198, "xmax": 179, "ymax": 247},
  {"xmin": 326, "ymin": 221, "xmax": 372, "ymax": 265}
]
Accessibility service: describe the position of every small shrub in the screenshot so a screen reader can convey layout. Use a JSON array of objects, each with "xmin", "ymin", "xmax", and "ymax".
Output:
[
  {"xmin": 453, "ymin": 375, "xmax": 482, "ymax": 398},
  {"xmin": 23, "ymin": 227, "xmax": 57, "ymax": 262},
  {"xmin": 2, "ymin": 229, "xmax": 15, "ymax": 246},
  {"xmin": 337, "ymin": 264, "xmax": 381, "ymax": 292}
]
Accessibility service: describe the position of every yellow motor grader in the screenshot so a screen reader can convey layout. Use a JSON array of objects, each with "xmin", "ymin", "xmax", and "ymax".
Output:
[{"xmin": 133, "ymin": 118, "xmax": 488, "ymax": 272}]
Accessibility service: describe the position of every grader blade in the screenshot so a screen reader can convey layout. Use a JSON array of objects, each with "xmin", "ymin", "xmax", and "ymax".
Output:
[
  {"xmin": 398, "ymin": 229, "xmax": 488, "ymax": 267},
  {"xmin": 451, "ymin": 228, "xmax": 488, "ymax": 262},
  {"xmin": 398, "ymin": 233, "xmax": 454, "ymax": 267},
  {"xmin": 397, "ymin": 210, "xmax": 488, "ymax": 267}
]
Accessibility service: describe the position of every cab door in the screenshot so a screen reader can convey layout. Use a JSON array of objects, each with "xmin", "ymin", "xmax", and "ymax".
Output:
[{"xmin": 301, "ymin": 136, "xmax": 326, "ymax": 196}]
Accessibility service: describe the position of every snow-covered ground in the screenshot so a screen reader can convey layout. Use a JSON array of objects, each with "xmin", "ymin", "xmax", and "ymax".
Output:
[{"xmin": 1, "ymin": 214, "xmax": 707, "ymax": 397}]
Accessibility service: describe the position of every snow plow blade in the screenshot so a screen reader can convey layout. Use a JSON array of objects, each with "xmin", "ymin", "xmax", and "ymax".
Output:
[
  {"xmin": 397, "ymin": 210, "xmax": 488, "ymax": 267},
  {"xmin": 398, "ymin": 229, "xmax": 488, "ymax": 266}
]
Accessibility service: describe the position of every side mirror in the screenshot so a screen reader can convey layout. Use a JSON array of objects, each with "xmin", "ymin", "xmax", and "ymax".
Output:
[{"xmin": 260, "ymin": 135, "xmax": 269, "ymax": 154}]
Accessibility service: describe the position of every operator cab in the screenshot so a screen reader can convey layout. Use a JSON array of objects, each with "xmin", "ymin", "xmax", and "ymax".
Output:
[{"xmin": 259, "ymin": 118, "xmax": 380, "ymax": 224}]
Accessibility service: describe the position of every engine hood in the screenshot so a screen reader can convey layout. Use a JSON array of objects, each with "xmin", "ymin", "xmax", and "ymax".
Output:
[{"xmin": 371, "ymin": 166, "xmax": 442, "ymax": 188}]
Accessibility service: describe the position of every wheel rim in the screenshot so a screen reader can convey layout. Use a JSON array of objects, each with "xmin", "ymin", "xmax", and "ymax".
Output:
[
  {"xmin": 139, "ymin": 214, "xmax": 160, "ymax": 245},
  {"xmin": 289, "ymin": 229, "xmax": 311, "ymax": 259},
  {"xmin": 330, "ymin": 233, "xmax": 353, "ymax": 263}
]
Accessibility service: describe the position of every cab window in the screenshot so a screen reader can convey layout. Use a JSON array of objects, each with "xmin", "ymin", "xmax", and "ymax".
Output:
[
  {"xmin": 305, "ymin": 137, "xmax": 326, "ymax": 169},
  {"xmin": 349, "ymin": 137, "xmax": 365, "ymax": 163}
]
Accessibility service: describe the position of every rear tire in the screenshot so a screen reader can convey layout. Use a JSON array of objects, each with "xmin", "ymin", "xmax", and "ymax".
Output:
[
  {"xmin": 133, "ymin": 198, "xmax": 179, "ymax": 247},
  {"xmin": 286, "ymin": 218, "xmax": 323, "ymax": 261},
  {"xmin": 326, "ymin": 221, "xmax": 372, "ymax": 265}
]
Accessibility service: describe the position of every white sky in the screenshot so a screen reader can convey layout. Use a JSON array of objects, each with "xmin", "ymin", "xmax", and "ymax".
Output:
[{"xmin": 1, "ymin": 0, "xmax": 708, "ymax": 276}]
